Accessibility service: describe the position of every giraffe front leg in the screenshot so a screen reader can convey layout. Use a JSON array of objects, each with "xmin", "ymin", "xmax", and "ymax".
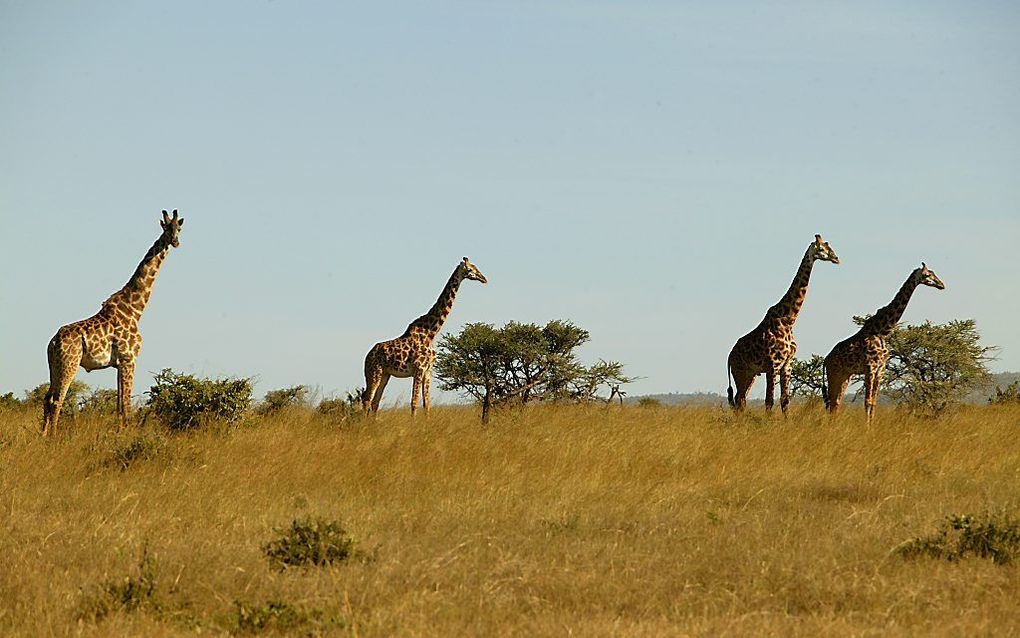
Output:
[
  {"xmin": 117, "ymin": 361, "xmax": 136, "ymax": 429},
  {"xmin": 779, "ymin": 362, "xmax": 792, "ymax": 416},
  {"xmin": 410, "ymin": 374, "xmax": 422, "ymax": 416},
  {"xmin": 868, "ymin": 368, "xmax": 884, "ymax": 422},
  {"xmin": 364, "ymin": 366, "xmax": 382, "ymax": 416},
  {"xmin": 764, "ymin": 369, "xmax": 776, "ymax": 412},
  {"xmin": 422, "ymin": 372, "xmax": 432, "ymax": 416},
  {"xmin": 371, "ymin": 374, "xmax": 390, "ymax": 416}
]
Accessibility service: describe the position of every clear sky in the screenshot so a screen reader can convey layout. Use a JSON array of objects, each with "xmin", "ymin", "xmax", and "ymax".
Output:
[{"xmin": 1, "ymin": 2, "xmax": 1018, "ymax": 404}]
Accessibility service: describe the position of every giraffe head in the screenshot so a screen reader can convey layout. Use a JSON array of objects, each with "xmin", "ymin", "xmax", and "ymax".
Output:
[
  {"xmin": 160, "ymin": 209, "xmax": 185, "ymax": 248},
  {"xmin": 810, "ymin": 234, "xmax": 840, "ymax": 264},
  {"xmin": 917, "ymin": 262, "xmax": 946, "ymax": 290},
  {"xmin": 458, "ymin": 257, "xmax": 488, "ymax": 284}
]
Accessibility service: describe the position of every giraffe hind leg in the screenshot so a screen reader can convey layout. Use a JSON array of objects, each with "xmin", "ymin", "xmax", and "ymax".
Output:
[
  {"xmin": 731, "ymin": 367, "xmax": 756, "ymax": 412},
  {"xmin": 43, "ymin": 335, "xmax": 82, "ymax": 436},
  {"xmin": 117, "ymin": 360, "xmax": 136, "ymax": 429}
]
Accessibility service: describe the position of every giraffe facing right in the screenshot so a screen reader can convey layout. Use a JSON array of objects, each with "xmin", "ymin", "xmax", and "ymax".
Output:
[
  {"xmin": 363, "ymin": 257, "xmax": 488, "ymax": 417},
  {"xmin": 824, "ymin": 263, "xmax": 945, "ymax": 421},
  {"xmin": 43, "ymin": 210, "xmax": 184, "ymax": 435},
  {"xmin": 727, "ymin": 234, "xmax": 840, "ymax": 414}
]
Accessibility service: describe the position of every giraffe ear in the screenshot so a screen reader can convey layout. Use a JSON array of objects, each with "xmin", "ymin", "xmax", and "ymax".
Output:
[{"xmin": 178, "ymin": 217, "xmax": 184, "ymax": 227}]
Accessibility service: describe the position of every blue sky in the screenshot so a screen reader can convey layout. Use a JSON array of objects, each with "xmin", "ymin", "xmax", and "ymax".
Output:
[{"xmin": 1, "ymin": 2, "xmax": 1018, "ymax": 404}]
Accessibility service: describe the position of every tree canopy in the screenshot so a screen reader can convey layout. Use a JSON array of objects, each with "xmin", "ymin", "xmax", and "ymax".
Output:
[{"xmin": 435, "ymin": 320, "xmax": 633, "ymax": 422}]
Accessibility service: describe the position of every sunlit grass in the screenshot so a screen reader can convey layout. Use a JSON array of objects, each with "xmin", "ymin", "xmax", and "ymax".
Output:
[{"xmin": 1, "ymin": 403, "xmax": 1018, "ymax": 636}]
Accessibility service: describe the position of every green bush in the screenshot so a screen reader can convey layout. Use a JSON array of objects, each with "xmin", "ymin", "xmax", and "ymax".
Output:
[
  {"xmin": 896, "ymin": 512, "xmax": 1020, "ymax": 565},
  {"xmin": 258, "ymin": 385, "xmax": 311, "ymax": 415},
  {"xmin": 0, "ymin": 392, "xmax": 21, "ymax": 411},
  {"xmin": 106, "ymin": 434, "xmax": 167, "ymax": 471},
  {"xmin": 80, "ymin": 388, "xmax": 120, "ymax": 415},
  {"xmin": 24, "ymin": 380, "xmax": 91, "ymax": 417},
  {"xmin": 77, "ymin": 545, "xmax": 162, "ymax": 621},
  {"xmin": 232, "ymin": 599, "xmax": 342, "ymax": 634},
  {"xmin": 146, "ymin": 369, "xmax": 252, "ymax": 431},
  {"xmin": 317, "ymin": 389, "xmax": 363, "ymax": 423},
  {"xmin": 263, "ymin": 517, "xmax": 355, "ymax": 569}
]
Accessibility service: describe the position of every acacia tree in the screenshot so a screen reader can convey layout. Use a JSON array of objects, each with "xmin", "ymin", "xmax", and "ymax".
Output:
[
  {"xmin": 435, "ymin": 320, "xmax": 633, "ymax": 423},
  {"xmin": 788, "ymin": 355, "xmax": 826, "ymax": 399},
  {"xmin": 882, "ymin": 318, "xmax": 994, "ymax": 414},
  {"xmin": 788, "ymin": 318, "xmax": 995, "ymax": 414}
]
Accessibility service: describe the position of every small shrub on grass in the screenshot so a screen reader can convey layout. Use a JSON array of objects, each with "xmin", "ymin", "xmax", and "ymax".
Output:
[
  {"xmin": 896, "ymin": 512, "xmax": 1020, "ymax": 565},
  {"xmin": 317, "ymin": 389, "xmax": 364, "ymax": 423},
  {"xmin": 24, "ymin": 380, "xmax": 90, "ymax": 417},
  {"xmin": 78, "ymin": 545, "xmax": 162, "ymax": 622},
  {"xmin": 80, "ymin": 388, "xmax": 120, "ymax": 415},
  {"xmin": 105, "ymin": 433, "xmax": 167, "ymax": 471},
  {"xmin": 147, "ymin": 368, "xmax": 253, "ymax": 430},
  {"xmin": 0, "ymin": 392, "xmax": 22, "ymax": 411},
  {"xmin": 232, "ymin": 599, "xmax": 343, "ymax": 634},
  {"xmin": 258, "ymin": 385, "xmax": 311, "ymax": 415},
  {"xmin": 263, "ymin": 517, "xmax": 355, "ymax": 569}
]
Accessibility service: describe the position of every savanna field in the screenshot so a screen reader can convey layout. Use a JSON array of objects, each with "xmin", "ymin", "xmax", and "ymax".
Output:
[{"xmin": 1, "ymin": 404, "xmax": 1019, "ymax": 637}]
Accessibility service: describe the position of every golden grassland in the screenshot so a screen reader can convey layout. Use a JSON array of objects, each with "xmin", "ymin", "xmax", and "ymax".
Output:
[{"xmin": 1, "ymin": 402, "xmax": 1019, "ymax": 637}]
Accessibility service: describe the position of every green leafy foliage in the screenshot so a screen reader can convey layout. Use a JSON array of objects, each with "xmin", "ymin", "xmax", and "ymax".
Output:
[
  {"xmin": 317, "ymin": 389, "xmax": 363, "ymax": 423},
  {"xmin": 789, "ymin": 354, "xmax": 826, "ymax": 399},
  {"xmin": 258, "ymin": 385, "xmax": 310, "ymax": 415},
  {"xmin": 435, "ymin": 320, "xmax": 633, "ymax": 422},
  {"xmin": 263, "ymin": 517, "xmax": 355, "ymax": 569},
  {"xmin": 0, "ymin": 392, "xmax": 21, "ymax": 411},
  {"xmin": 232, "ymin": 599, "xmax": 343, "ymax": 634},
  {"xmin": 874, "ymin": 318, "xmax": 994, "ymax": 415},
  {"xmin": 77, "ymin": 545, "xmax": 162, "ymax": 621},
  {"xmin": 146, "ymin": 369, "xmax": 253, "ymax": 431},
  {"xmin": 23, "ymin": 380, "xmax": 91, "ymax": 417},
  {"xmin": 896, "ymin": 513, "xmax": 1020, "ymax": 565},
  {"xmin": 105, "ymin": 433, "xmax": 167, "ymax": 471},
  {"xmin": 79, "ymin": 388, "xmax": 120, "ymax": 415},
  {"xmin": 791, "ymin": 318, "xmax": 994, "ymax": 414}
]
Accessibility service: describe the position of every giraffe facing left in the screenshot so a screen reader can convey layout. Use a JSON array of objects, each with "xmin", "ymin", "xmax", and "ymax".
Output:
[{"xmin": 42, "ymin": 210, "xmax": 185, "ymax": 436}]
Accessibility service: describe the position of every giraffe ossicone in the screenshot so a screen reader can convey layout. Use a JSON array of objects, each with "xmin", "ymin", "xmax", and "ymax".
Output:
[
  {"xmin": 42, "ymin": 210, "xmax": 184, "ymax": 436},
  {"xmin": 823, "ymin": 262, "xmax": 945, "ymax": 421},
  {"xmin": 363, "ymin": 256, "xmax": 488, "ymax": 417},
  {"xmin": 726, "ymin": 233, "xmax": 840, "ymax": 414}
]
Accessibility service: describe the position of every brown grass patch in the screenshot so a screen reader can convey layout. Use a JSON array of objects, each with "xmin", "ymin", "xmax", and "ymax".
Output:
[{"xmin": 0, "ymin": 403, "xmax": 1018, "ymax": 636}]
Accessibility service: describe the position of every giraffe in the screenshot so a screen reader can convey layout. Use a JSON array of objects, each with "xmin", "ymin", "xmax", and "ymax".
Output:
[
  {"xmin": 727, "ymin": 234, "xmax": 840, "ymax": 414},
  {"xmin": 363, "ymin": 257, "xmax": 487, "ymax": 416},
  {"xmin": 823, "ymin": 263, "xmax": 945, "ymax": 421},
  {"xmin": 42, "ymin": 210, "xmax": 184, "ymax": 435}
]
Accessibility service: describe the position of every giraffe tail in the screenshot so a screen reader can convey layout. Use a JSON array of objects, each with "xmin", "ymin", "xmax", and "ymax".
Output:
[{"xmin": 727, "ymin": 362, "xmax": 735, "ymax": 407}]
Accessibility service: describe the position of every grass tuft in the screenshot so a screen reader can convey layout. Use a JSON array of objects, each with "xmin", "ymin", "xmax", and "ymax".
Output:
[{"xmin": 263, "ymin": 517, "xmax": 355, "ymax": 569}]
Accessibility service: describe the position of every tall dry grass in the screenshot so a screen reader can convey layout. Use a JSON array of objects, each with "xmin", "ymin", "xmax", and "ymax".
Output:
[{"xmin": 1, "ymin": 402, "xmax": 1018, "ymax": 636}]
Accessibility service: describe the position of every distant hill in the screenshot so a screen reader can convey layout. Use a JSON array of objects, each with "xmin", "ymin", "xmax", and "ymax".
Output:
[
  {"xmin": 625, "ymin": 391, "xmax": 728, "ymax": 407},
  {"xmin": 629, "ymin": 372, "xmax": 1019, "ymax": 407},
  {"xmin": 967, "ymin": 371, "xmax": 1020, "ymax": 403}
]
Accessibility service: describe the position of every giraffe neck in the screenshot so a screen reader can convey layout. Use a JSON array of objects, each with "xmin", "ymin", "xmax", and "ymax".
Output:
[
  {"xmin": 769, "ymin": 247, "xmax": 815, "ymax": 323},
  {"xmin": 404, "ymin": 266, "xmax": 465, "ymax": 342},
  {"xmin": 862, "ymin": 270, "xmax": 921, "ymax": 337},
  {"xmin": 104, "ymin": 233, "xmax": 172, "ymax": 322}
]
